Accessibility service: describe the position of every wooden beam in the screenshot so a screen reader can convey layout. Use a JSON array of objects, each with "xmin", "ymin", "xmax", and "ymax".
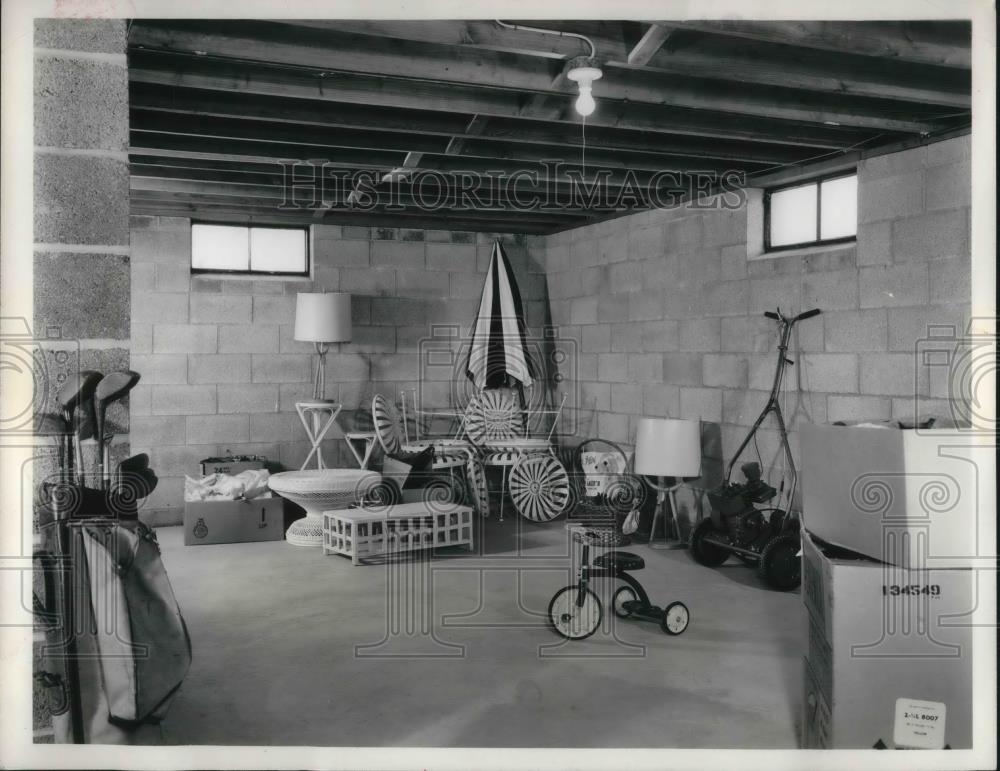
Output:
[
  {"xmin": 627, "ymin": 24, "xmax": 673, "ymax": 66},
  {"xmin": 446, "ymin": 115, "xmax": 489, "ymax": 156},
  {"xmin": 130, "ymin": 85, "xmax": 822, "ymax": 164},
  {"xmin": 128, "ymin": 193, "xmax": 579, "ymax": 233},
  {"xmin": 131, "ymin": 112, "xmax": 451, "ymax": 155},
  {"xmin": 128, "ymin": 52, "xmax": 913, "ymax": 147},
  {"xmin": 128, "ymin": 203, "xmax": 565, "ymax": 235},
  {"xmin": 274, "ymin": 19, "xmax": 968, "ymax": 107},
  {"xmin": 629, "ymin": 45, "xmax": 969, "ymax": 109},
  {"xmin": 129, "ymin": 113, "xmax": 770, "ymax": 174},
  {"xmin": 664, "ymin": 20, "xmax": 971, "ymax": 69},
  {"xmin": 522, "ymin": 69, "xmax": 570, "ymax": 121},
  {"xmin": 128, "ymin": 159, "xmax": 696, "ymax": 199},
  {"xmin": 131, "ymin": 176, "xmax": 589, "ymax": 218},
  {"xmin": 127, "ymin": 26, "xmax": 943, "ymax": 133},
  {"xmin": 129, "ymin": 129, "xmax": 764, "ymax": 187},
  {"xmin": 265, "ymin": 19, "xmax": 629, "ymax": 61}
]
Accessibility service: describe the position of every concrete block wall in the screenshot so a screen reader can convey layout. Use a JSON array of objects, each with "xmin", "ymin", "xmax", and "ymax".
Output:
[
  {"xmin": 129, "ymin": 220, "xmax": 546, "ymax": 523},
  {"xmin": 544, "ymin": 135, "xmax": 971, "ymax": 527},
  {"xmin": 32, "ymin": 18, "xmax": 130, "ymax": 743},
  {"xmin": 33, "ymin": 20, "xmax": 132, "ymax": 487}
]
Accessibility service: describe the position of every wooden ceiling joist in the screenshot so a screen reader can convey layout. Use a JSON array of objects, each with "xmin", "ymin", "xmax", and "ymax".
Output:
[
  {"xmin": 262, "ymin": 19, "xmax": 969, "ymax": 107},
  {"xmin": 129, "ymin": 52, "xmax": 906, "ymax": 150},
  {"xmin": 127, "ymin": 27, "xmax": 948, "ymax": 133},
  {"xmin": 664, "ymin": 20, "xmax": 971, "ymax": 69},
  {"xmin": 126, "ymin": 19, "xmax": 971, "ymax": 234}
]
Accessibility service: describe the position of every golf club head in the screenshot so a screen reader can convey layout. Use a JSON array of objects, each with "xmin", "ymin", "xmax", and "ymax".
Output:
[
  {"xmin": 92, "ymin": 369, "xmax": 141, "ymax": 436},
  {"xmin": 56, "ymin": 370, "xmax": 102, "ymax": 420},
  {"xmin": 117, "ymin": 453, "xmax": 150, "ymax": 474},
  {"xmin": 94, "ymin": 371, "xmax": 141, "ymax": 491},
  {"xmin": 116, "ymin": 466, "xmax": 158, "ymax": 500},
  {"xmin": 94, "ymin": 370, "xmax": 141, "ymax": 406}
]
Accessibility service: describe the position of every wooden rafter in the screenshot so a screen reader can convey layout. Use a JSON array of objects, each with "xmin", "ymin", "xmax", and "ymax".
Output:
[
  {"xmin": 126, "ymin": 19, "xmax": 972, "ymax": 234},
  {"xmin": 127, "ymin": 26, "xmax": 949, "ymax": 133},
  {"xmin": 663, "ymin": 20, "xmax": 971, "ymax": 69},
  {"xmin": 129, "ymin": 52, "xmax": 930, "ymax": 148}
]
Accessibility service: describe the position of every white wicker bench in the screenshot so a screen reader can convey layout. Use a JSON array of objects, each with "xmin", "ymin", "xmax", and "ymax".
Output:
[{"xmin": 322, "ymin": 502, "xmax": 474, "ymax": 564}]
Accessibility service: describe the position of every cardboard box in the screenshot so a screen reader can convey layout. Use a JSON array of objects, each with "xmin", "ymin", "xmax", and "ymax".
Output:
[
  {"xmin": 800, "ymin": 533, "xmax": 973, "ymax": 748},
  {"xmin": 199, "ymin": 457, "xmax": 266, "ymax": 476},
  {"xmin": 800, "ymin": 423, "xmax": 990, "ymax": 568},
  {"xmin": 184, "ymin": 495, "xmax": 284, "ymax": 545}
]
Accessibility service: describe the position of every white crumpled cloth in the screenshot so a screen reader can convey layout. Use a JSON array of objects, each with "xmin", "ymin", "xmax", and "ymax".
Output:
[{"xmin": 184, "ymin": 469, "xmax": 271, "ymax": 502}]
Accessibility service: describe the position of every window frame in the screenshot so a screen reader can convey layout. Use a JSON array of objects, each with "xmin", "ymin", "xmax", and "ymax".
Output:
[
  {"xmin": 190, "ymin": 221, "xmax": 311, "ymax": 277},
  {"xmin": 763, "ymin": 170, "xmax": 858, "ymax": 253}
]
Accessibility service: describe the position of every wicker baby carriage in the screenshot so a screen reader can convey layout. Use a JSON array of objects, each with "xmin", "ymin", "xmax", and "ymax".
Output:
[{"xmin": 563, "ymin": 438, "xmax": 647, "ymax": 547}]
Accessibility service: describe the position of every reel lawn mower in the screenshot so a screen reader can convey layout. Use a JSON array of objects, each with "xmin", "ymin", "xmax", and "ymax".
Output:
[{"xmin": 689, "ymin": 307, "xmax": 821, "ymax": 590}]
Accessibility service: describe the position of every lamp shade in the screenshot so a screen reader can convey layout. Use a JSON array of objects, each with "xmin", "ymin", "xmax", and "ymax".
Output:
[
  {"xmin": 294, "ymin": 292, "xmax": 351, "ymax": 343},
  {"xmin": 634, "ymin": 418, "xmax": 702, "ymax": 477}
]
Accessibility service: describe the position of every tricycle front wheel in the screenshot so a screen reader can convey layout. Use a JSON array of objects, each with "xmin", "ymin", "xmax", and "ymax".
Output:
[{"xmin": 548, "ymin": 585, "xmax": 602, "ymax": 640}]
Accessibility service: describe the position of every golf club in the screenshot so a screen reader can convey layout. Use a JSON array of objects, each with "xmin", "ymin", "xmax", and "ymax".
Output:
[
  {"xmin": 93, "ymin": 371, "xmax": 141, "ymax": 491},
  {"xmin": 115, "ymin": 453, "xmax": 157, "ymax": 500},
  {"xmin": 35, "ymin": 413, "xmax": 72, "ymax": 484},
  {"xmin": 55, "ymin": 370, "xmax": 102, "ymax": 486}
]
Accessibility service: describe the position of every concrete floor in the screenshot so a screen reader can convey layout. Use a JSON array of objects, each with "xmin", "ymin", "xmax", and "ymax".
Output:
[{"xmin": 153, "ymin": 516, "xmax": 806, "ymax": 748}]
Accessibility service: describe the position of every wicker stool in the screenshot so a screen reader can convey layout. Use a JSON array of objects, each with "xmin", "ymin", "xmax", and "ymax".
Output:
[{"xmin": 269, "ymin": 469, "xmax": 381, "ymax": 547}]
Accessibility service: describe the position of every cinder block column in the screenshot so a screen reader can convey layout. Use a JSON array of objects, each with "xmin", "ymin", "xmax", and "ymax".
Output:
[
  {"xmin": 31, "ymin": 19, "xmax": 130, "ymax": 742},
  {"xmin": 33, "ymin": 19, "xmax": 131, "ymax": 494}
]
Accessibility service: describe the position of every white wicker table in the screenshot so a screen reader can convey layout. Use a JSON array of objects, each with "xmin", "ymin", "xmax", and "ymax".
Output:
[
  {"xmin": 269, "ymin": 469, "xmax": 381, "ymax": 547},
  {"xmin": 323, "ymin": 502, "xmax": 473, "ymax": 564}
]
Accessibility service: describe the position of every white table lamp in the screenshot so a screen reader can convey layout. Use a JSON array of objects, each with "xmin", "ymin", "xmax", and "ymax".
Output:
[
  {"xmin": 294, "ymin": 292, "xmax": 351, "ymax": 402},
  {"xmin": 634, "ymin": 417, "xmax": 702, "ymax": 549}
]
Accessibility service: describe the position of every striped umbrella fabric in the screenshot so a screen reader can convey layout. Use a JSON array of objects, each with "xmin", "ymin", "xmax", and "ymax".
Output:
[{"xmin": 465, "ymin": 240, "xmax": 534, "ymax": 389}]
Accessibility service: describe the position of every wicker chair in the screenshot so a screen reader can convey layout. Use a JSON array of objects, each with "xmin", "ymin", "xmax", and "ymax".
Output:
[
  {"xmin": 463, "ymin": 388, "xmax": 570, "ymax": 523},
  {"xmin": 371, "ymin": 394, "xmax": 468, "ymax": 472}
]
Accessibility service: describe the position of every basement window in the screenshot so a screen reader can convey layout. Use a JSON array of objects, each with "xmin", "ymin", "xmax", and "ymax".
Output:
[
  {"xmin": 764, "ymin": 172, "xmax": 857, "ymax": 252},
  {"xmin": 191, "ymin": 222, "xmax": 309, "ymax": 276}
]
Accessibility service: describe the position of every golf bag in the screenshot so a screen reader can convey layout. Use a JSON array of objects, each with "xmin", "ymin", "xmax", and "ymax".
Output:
[{"xmin": 35, "ymin": 497, "xmax": 191, "ymax": 744}]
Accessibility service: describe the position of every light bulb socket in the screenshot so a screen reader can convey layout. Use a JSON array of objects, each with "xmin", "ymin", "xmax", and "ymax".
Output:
[{"xmin": 565, "ymin": 56, "xmax": 603, "ymax": 83}]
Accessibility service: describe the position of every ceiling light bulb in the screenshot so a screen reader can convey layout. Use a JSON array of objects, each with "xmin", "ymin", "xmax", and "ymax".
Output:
[{"xmin": 566, "ymin": 60, "xmax": 603, "ymax": 119}]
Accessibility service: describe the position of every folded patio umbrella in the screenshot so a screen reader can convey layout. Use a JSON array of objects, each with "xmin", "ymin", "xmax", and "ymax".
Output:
[{"xmin": 465, "ymin": 240, "xmax": 534, "ymax": 390}]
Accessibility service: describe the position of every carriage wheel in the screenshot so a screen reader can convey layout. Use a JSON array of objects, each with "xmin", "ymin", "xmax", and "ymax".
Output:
[
  {"xmin": 509, "ymin": 454, "xmax": 570, "ymax": 522},
  {"xmin": 465, "ymin": 456, "xmax": 491, "ymax": 517}
]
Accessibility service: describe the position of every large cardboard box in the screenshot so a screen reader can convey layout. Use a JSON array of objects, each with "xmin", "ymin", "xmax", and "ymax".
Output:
[
  {"xmin": 800, "ymin": 423, "xmax": 989, "ymax": 568},
  {"xmin": 184, "ymin": 495, "xmax": 284, "ymax": 545},
  {"xmin": 199, "ymin": 457, "xmax": 266, "ymax": 476},
  {"xmin": 800, "ymin": 533, "xmax": 973, "ymax": 749}
]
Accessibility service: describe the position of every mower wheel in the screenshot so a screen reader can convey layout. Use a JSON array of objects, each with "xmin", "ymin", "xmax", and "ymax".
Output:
[
  {"xmin": 758, "ymin": 534, "xmax": 802, "ymax": 590},
  {"xmin": 689, "ymin": 518, "xmax": 730, "ymax": 567}
]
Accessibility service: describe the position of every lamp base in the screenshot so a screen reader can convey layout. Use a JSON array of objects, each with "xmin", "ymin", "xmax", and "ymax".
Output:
[
  {"xmin": 649, "ymin": 540, "xmax": 688, "ymax": 550},
  {"xmin": 647, "ymin": 484, "xmax": 689, "ymax": 551}
]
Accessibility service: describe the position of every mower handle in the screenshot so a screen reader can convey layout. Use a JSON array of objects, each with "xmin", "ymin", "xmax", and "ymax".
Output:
[{"xmin": 763, "ymin": 308, "xmax": 821, "ymax": 323}]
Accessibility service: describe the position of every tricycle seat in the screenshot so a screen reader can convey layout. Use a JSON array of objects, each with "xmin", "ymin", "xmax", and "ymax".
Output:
[{"xmin": 593, "ymin": 550, "xmax": 645, "ymax": 572}]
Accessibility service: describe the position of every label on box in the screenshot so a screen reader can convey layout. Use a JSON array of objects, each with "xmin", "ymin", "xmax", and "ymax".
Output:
[{"xmin": 893, "ymin": 698, "xmax": 946, "ymax": 749}]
